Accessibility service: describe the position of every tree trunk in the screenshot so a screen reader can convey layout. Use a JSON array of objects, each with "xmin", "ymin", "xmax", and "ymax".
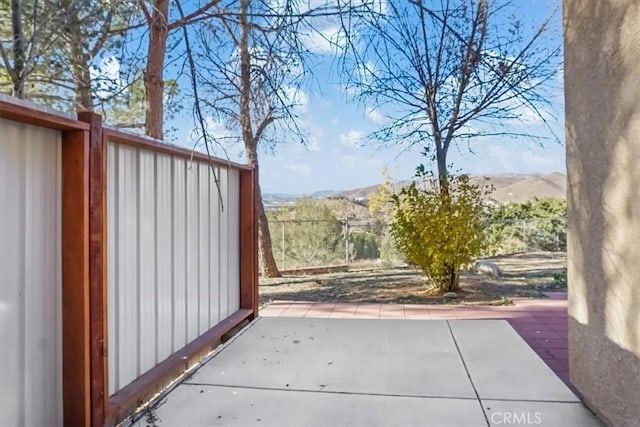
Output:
[
  {"xmin": 10, "ymin": 0, "xmax": 25, "ymax": 98},
  {"xmin": 144, "ymin": 0, "xmax": 169, "ymax": 140},
  {"xmin": 256, "ymin": 182, "xmax": 281, "ymax": 277},
  {"xmin": 435, "ymin": 144, "xmax": 449, "ymax": 195},
  {"xmin": 72, "ymin": 54, "xmax": 93, "ymax": 111},
  {"xmin": 238, "ymin": 0, "xmax": 280, "ymax": 277},
  {"xmin": 65, "ymin": 4, "xmax": 93, "ymax": 111},
  {"xmin": 446, "ymin": 263, "xmax": 459, "ymax": 292},
  {"xmin": 435, "ymin": 140, "xmax": 449, "ymax": 201}
]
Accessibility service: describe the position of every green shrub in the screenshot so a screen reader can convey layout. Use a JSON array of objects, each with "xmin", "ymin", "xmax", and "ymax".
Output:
[
  {"xmin": 350, "ymin": 232, "xmax": 380, "ymax": 260},
  {"xmin": 267, "ymin": 199, "xmax": 343, "ymax": 267},
  {"xmin": 390, "ymin": 174, "xmax": 490, "ymax": 292},
  {"xmin": 485, "ymin": 198, "xmax": 567, "ymax": 253},
  {"xmin": 553, "ymin": 268, "xmax": 567, "ymax": 287}
]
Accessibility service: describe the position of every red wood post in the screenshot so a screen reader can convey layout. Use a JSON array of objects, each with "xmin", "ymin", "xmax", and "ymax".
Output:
[
  {"xmin": 239, "ymin": 166, "xmax": 259, "ymax": 318},
  {"xmin": 252, "ymin": 167, "xmax": 259, "ymax": 315},
  {"xmin": 61, "ymin": 128, "xmax": 92, "ymax": 427},
  {"xmin": 78, "ymin": 112, "xmax": 108, "ymax": 427}
]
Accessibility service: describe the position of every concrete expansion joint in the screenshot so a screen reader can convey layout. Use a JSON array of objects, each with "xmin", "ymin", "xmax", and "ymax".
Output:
[
  {"xmin": 180, "ymin": 382, "xmax": 481, "ymax": 401},
  {"xmin": 446, "ymin": 320, "xmax": 491, "ymax": 426}
]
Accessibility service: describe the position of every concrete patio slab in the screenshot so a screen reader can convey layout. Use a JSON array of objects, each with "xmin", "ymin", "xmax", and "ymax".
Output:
[
  {"xmin": 187, "ymin": 317, "xmax": 476, "ymax": 399},
  {"xmin": 146, "ymin": 385, "xmax": 486, "ymax": 427},
  {"xmin": 449, "ymin": 320, "xmax": 578, "ymax": 402},
  {"xmin": 137, "ymin": 317, "xmax": 602, "ymax": 427},
  {"xmin": 262, "ymin": 294, "xmax": 575, "ymax": 393}
]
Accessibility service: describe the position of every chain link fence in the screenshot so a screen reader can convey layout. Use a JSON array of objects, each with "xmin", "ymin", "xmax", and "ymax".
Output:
[
  {"xmin": 265, "ymin": 216, "xmax": 566, "ymax": 272},
  {"xmin": 483, "ymin": 217, "xmax": 566, "ymax": 254}
]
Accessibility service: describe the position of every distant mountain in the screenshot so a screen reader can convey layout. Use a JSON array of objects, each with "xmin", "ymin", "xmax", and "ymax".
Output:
[
  {"xmin": 334, "ymin": 172, "xmax": 567, "ymax": 204},
  {"xmin": 310, "ymin": 189, "xmax": 339, "ymax": 198},
  {"xmin": 262, "ymin": 193, "xmax": 299, "ymax": 209},
  {"xmin": 487, "ymin": 172, "xmax": 566, "ymax": 203},
  {"xmin": 263, "ymin": 189, "xmax": 339, "ymax": 209},
  {"xmin": 264, "ymin": 172, "xmax": 567, "ymax": 209}
]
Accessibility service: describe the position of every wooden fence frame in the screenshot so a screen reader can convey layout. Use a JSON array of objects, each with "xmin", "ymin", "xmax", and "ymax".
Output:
[{"xmin": 0, "ymin": 100, "xmax": 259, "ymax": 427}]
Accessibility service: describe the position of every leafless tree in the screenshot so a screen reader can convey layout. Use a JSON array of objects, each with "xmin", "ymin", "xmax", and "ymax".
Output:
[
  {"xmin": 0, "ymin": 0, "xmax": 71, "ymax": 101},
  {"xmin": 190, "ymin": 0, "xmax": 353, "ymax": 277},
  {"xmin": 339, "ymin": 0, "xmax": 562, "ymax": 191},
  {"xmin": 58, "ymin": 0, "xmax": 138, "ymax": 112},
  {"xmin": 0, "ymin": 0, "xmax": 138, "ymax": 113},
  {"xmin": 138, "ymin": 0, "xmax": 221, "ymax": 139}
]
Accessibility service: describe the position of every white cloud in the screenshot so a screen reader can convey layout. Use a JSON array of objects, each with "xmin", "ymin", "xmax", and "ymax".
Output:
[
  {"xmin": 188, "ymin": 116, "xmax": 244, "ymax": 158},
  {"xmin": 521, "ymin": 150, "xmax": 556, "ymax": 167},
  {"xmin": 340, "ymin": 153, "xmax": 384, "ymax": 170},
  {"xmin": 303, "ymin": 25, "xmax": 344, "ymax": 54},
  {"xmin": 307, "ymin": 136, "xmax": 321, "ymax": 152},
  {"xmin": 340, "ymin": 130, "xmax": 364, "ymax": 147},
  {"xmin": 91, "ymin": 56, "xmax": 124, "ymax": 100},
  {"xmin": 282, "ymin": 86, "xmax": 309, "ymax": 113},
  {"xmin": 296, "ymin": 119, "xmax": 323, "ymax": 152},
  {"xmin": 365, "ymin": 107, "xmax": 385, "ymax": 124},
  {"xmin": 340, "ymin": 154, "xmax": 358, "ymax": 168},
  {"xmin": 471, "ymin": 143, "xmax": 560, "ymax": 175},
  {"xmin": 288, "ymin": 163, "xmax": 312, "ymax": 175}
]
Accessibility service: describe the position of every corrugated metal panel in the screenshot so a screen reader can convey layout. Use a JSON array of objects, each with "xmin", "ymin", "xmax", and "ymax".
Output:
[
  {"xmin": 209, "ymin": 167, "xmax": 221, "ymax": 325},
  {"xmin": 198, "ymin": 163, "xmax": 210, "ymax": 334},
  {"xmin": 172, "ymin": 157, "xmax": 187, "ymax": 353},
  {"xmin": 0, "ymin": 118, "xmax": 63, "ymax": 426},
  {"xmin": 107, "ymin": 143, "xmax": 242, "ymax": 394},
  {"xmin": 155, "ymin": 154, "xmax": 173, "ymax": 363},
  {"xmin": 227, "ymin": 169, "xmax": 241, "ymax": 313},
  {"xmin": 185, "ymin": 162, "xmax": 199, "ymax": 343},
  {"xmin": 219, "ymin": 168, "xmax": 229, "ymax": 323}
]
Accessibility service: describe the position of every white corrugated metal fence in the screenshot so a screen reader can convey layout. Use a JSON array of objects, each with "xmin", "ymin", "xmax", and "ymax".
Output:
[
  {"xmin": 107, "ymin": 142, "xmax": 241, "ymax": 394},
  {"xmin": 0, "ymin": 118, "xmax": 63, "ymax": 426}
]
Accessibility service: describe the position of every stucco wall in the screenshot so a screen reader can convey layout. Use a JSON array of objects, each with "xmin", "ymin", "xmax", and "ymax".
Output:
[{"xmin": 564, "ymin": 1, "xmax": 640, "ymax": 426}]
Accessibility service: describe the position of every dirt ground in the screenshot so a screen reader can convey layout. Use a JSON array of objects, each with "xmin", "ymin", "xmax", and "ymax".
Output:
[{"xmin": 259, "ymin": 252, "xmax": 567, "ymax": 306}]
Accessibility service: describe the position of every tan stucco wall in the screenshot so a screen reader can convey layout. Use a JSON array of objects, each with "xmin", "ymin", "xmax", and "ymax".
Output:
[{"xmin": 564, "ymin": 1, "xmax": 640, "ymax": 426}]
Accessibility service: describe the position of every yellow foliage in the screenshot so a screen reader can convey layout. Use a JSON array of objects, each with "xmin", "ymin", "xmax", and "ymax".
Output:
[
  {"xmin": 390, "ymin": 174, "xmax": 492, "ymax": 292},
  {"xmin": 369, "ymin": 167, "xmax": 394, "ymax": 216}
]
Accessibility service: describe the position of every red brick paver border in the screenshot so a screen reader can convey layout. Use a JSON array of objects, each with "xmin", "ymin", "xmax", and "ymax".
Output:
[{"xmin": 260, "ymin": 292, "xmax": 573, "ymax": 392}]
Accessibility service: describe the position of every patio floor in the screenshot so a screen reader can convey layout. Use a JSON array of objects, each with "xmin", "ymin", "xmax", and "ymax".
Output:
[
  {"xmin": 137, "ymin": 314, "xmax": 601, "ymax": 426},
  {"xmin": 261, "ymin": 292, "xmax": 573, "ymax": 390}
]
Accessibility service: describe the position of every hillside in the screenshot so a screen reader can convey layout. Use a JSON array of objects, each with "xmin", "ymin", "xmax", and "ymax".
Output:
[
  {"xmin": 334, "ymin": 172, "xmax": 566, "ymax": 204},
  {"xmin": 264, "ymin": 173, "xmax": 567, "ymax": 215}
]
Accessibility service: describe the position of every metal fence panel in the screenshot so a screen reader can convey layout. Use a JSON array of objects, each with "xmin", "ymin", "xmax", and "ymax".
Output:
[
  {"xmin": 227, "ymin": 169, "xmax": 241, "ymax": 313},
  {"xmin": 209, "ymin": 168, "xmax": 222, "ymax": 324},
  {"xmin": 107, "ymin": 142, "xmax": 242, "ymax": 394},
  {"xmin": 0, "ymin": 118, "xmax": 63, "ymax": 427},
  {"xmin": 219, "ymin": 169, "xmax": 230, "ymax": 320}
]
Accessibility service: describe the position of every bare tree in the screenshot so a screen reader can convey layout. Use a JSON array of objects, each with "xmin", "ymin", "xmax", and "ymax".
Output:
[
  {"xmin": 0, "ymin": 0, "xmax": 70, "ymax": 101},
  {"xmin": 58, "ymin": 0, "xmax": 136, "ymax": 112},
  {"xmin": 190, "ymin": 0, "xmax": 347, "ymax": 277},
  {"xmin": 138, "ymin": 0, "xmax": 221, "ymax": 139},
  {"xmin": 0, "ymin": 0, "xmax": 137, "ymax": 113},
  {"xmin": 339, "ymin": 0, "xmax": 561, "ymax": 191}
]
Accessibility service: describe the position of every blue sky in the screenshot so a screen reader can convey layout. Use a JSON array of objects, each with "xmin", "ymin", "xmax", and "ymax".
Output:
[{"xmin": 176, "ymin": 0, "xmax": 565, "ymax": 195}]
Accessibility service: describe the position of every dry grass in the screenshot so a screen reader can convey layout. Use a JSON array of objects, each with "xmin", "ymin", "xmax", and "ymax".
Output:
[{"xmin": 259, "ymin": 251, "xmax": 566, "ymax": 306}]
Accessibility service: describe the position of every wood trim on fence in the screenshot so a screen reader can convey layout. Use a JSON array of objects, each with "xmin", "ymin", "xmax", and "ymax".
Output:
[
  {"xmin": 252, "ymin": 167, "xmax": 259, "ymax": 316},
  {"xmin": 79, "ymin": 112, "xmax": 109, "ymax": 427},
  {"xmin": 0, "ymin": 99, "xmax": 90, "ymax": 131},
  {"xmin": 106, "ymin": 309, "xmax": 253, "ymax": 426},
  {"xmin": 239, "ymin": 167, "xmax": 259, "ymax": 318},
  {"xmin": 61, "ymin": 129, "xmax": 92, "ymax": 427},
  {"xmin": 103, "ymin": 128, "xmax": 252, "ymax": 171}
]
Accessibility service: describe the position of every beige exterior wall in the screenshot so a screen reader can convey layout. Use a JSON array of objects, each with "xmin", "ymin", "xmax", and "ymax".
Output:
[{"xmin": 564, "ymin": 1, "xmax": 640, "ymax": 426}]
